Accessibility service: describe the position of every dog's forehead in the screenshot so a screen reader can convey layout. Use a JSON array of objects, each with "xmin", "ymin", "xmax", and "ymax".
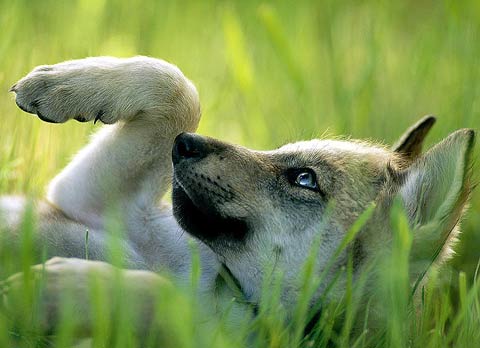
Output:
[
  {"xmin": 275, "ymin": 139, "xmax": 389, "ymax": 158},
  {"xmin": 256, "ymin": 139, "xmax": 393, "ymax": 175}
]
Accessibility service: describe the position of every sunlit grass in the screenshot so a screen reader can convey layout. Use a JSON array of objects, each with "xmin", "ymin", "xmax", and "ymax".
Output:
[
  {"xmin": 0, "ymin": 0, "xmax": 479, "ymax": 347},
  {"xmin": 2, "ymin": 201, "xmax": 479, "ymax": 347}
]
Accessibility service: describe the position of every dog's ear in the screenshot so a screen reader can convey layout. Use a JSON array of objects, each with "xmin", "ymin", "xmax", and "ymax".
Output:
[
  {"xmin": 398, "ymin": 129, "xmax": 475, "ymax": 259},
  {"xmin": 392, "ymin": 115, "xmax": 436, "ymax": 161}
]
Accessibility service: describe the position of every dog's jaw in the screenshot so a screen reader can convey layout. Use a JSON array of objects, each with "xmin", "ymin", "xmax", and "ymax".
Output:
[{"xmin": 171, "ymin": 177, "xmax": 249, "ymax": 245}]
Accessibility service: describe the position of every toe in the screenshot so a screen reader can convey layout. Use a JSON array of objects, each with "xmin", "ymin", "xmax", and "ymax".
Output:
[
  {"xmin": 37, "ymin": 110, "xmax": 60, "ymax": 124},
  {"xmin": 15, "ymin": 99, "xmax": 35, "ymax": 114}
]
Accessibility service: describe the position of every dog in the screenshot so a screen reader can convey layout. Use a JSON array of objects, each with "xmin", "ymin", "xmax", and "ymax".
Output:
[{"xmin": 0, "ymin": 57, "xmax": 475, "ymax": 340}]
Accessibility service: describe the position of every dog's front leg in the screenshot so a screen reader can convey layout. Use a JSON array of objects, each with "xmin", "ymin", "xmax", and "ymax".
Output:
[{"xmin": 11, "ymin": 57, "xmax": 201, "ymax": 230}]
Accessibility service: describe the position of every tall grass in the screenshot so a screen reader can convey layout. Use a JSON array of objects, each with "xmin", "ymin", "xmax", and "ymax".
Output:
[
  {"xmin": 0, "ymin": 0, "xmax": 479, "ymax": 347},
  {"xmin": 2, "ymin": 200, "xmax": 479, "ymax": 347}
]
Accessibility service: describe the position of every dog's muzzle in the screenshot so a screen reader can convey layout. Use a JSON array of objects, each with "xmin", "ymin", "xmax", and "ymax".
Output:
[{"xmin": 172, "ymin": 132, "xmax": 210, "ymax": 164}]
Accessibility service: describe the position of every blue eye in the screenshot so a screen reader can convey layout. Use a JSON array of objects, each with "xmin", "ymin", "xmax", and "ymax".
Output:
[
  {"xmin": 286, "ymin": 168, "xmax": 320, "ymax": 192},
  {"xmin": 295, "ymin": 171, "xmax": 317, "ymax": 189}
]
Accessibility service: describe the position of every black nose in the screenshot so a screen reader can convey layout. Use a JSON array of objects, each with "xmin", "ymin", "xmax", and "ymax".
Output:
[{"xmin": 172, "ymin": 133, "xmax": 209, "ymax": 164}]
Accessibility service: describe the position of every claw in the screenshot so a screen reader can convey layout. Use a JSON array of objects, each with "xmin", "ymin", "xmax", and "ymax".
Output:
[
  {"xmin": 74, "ymin": 116, "xmax": 88, "ymax": 123},
  {"xmin": 94, "ymin": 110, "xmax": 104, "ymax": 125}
]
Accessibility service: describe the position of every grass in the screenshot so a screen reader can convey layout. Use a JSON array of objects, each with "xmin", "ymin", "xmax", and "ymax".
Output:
[{"xmin": 0, "ymin": 0, "xmax": 479, "ymax": 347}]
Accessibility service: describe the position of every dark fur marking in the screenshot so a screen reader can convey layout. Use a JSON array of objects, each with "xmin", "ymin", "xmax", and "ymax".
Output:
[
  {"xmin": 172, "ymin": 180, "xmax": 248, "ymax": 243},
  {"xmin": 351, "ymin": 237, "xmax": 365, "ymax": 268},
  {"xmin": 273, "ymin": 245, "xmax": 283, "ymax": 256}
]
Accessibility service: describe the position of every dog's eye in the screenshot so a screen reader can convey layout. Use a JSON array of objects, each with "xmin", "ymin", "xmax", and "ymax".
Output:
[
  {"xmin": 296, "ymin": 171, "xmax": 317, "ymax": 189},
  {"xmin": 286, "ymin": 168, "xmax": 319, "ymax": 192}
]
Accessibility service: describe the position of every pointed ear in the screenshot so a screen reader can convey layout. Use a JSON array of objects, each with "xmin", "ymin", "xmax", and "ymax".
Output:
[
  {"xmin": 400, "ymin": 129, "xmax": 475, "ymax": 252},
  {"xmin": 392, "ymin": 115, "xmax": 436, "ymax": 161}
]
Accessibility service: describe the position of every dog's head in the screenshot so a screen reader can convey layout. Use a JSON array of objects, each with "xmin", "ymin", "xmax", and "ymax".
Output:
[{"xmin": 172, "ymin": 116, "xmax": 475, "ymax": 309}]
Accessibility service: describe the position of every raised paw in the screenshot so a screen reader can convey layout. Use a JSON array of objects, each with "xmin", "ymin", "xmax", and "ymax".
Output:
[
  {"xmin": 11, "ymin": 59, "xmax": 114, "ymax": 124},
  {"xmin": 10, "ymin": 56, "xmax": 200, "ymax": 128}
]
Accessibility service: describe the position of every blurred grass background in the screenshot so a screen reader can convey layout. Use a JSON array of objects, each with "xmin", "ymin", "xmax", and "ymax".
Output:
[{"xmin": 0, "ymin": 0, "xmax": 478, "ymax": 278}]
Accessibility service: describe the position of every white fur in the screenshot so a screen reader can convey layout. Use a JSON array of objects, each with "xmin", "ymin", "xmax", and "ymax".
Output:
[{"xmin": 5, "ymin": 56, "xmax": 219, "ymax": 286}]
